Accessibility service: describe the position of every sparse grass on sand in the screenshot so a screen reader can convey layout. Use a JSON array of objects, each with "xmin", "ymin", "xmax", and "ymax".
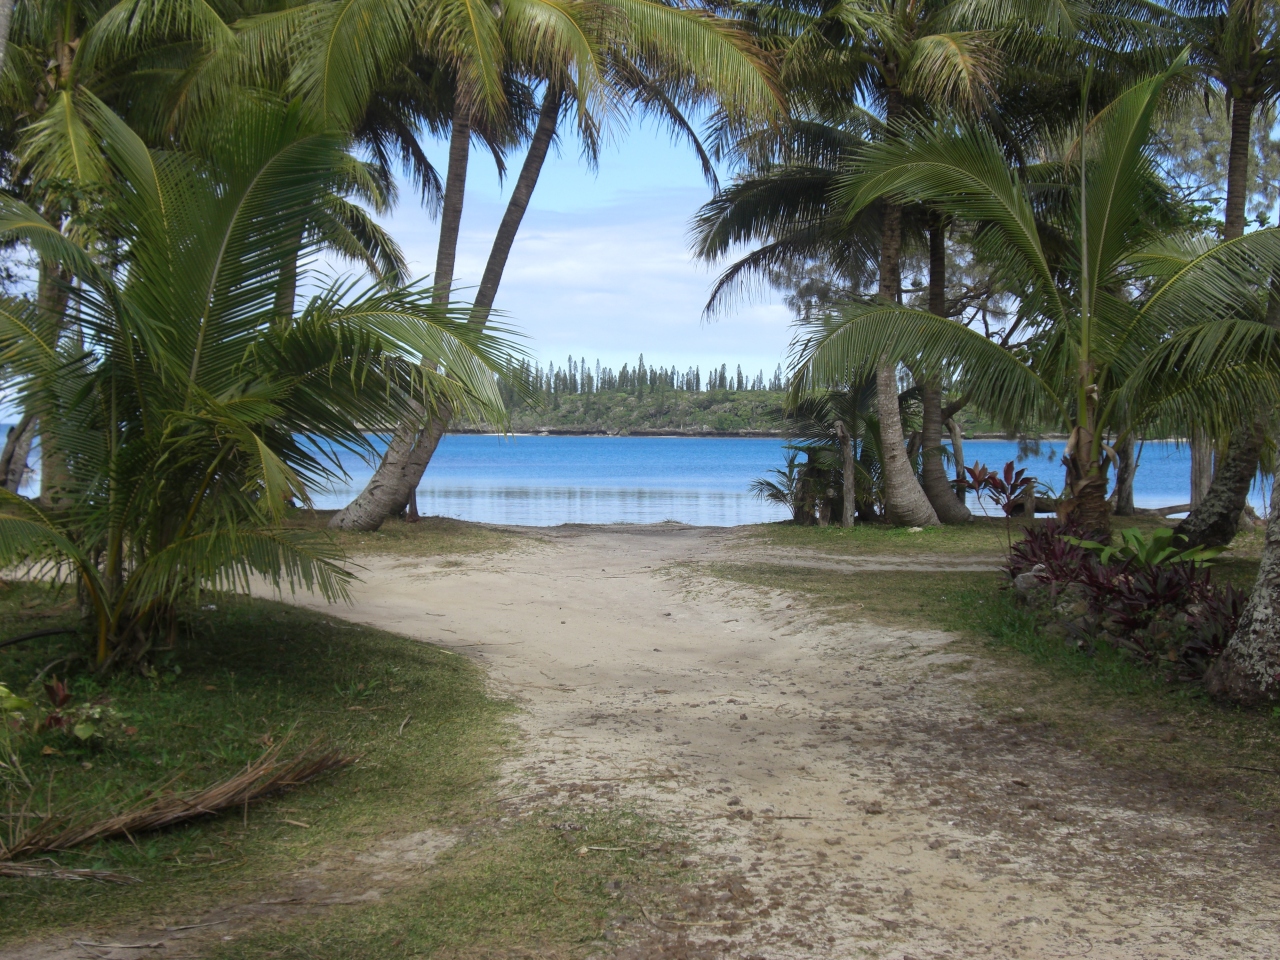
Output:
[
  {"xmin": 743, "ymin": 514, "xmax": 1267, "ymax": 562},
  {"xmin": 706, "ymin": 524, "xmax": 1280, "ymax": 813},
  {"xmin": 0, "ymin": 578, "xmax": 678, "ymax": 956},
  {"xmin": 287, "ymin": 511, "xmax": 529, "ymax": 557}
]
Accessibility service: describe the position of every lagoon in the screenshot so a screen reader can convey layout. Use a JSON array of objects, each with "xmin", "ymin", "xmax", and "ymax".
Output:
[{"xmin": 307, "ymin": 435, "xmax": 1265, "ymax": 527}]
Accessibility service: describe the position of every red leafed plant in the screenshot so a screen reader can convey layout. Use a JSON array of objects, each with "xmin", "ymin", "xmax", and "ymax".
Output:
[{"xmin": 963, "ymin": 461, "xmax": 1037, "ymax": 548}]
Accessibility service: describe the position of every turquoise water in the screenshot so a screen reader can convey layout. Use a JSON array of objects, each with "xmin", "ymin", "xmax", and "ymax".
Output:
[
  {"xmin": 306, "ymin": 434, "xmax": 1264, "ymax": 526},
  {"xmin": 13, "ymin": 430, "xmax": 1260, "ymax": 526}
]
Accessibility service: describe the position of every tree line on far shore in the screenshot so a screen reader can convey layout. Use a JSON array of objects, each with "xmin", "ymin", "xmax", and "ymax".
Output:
[{"xmin": 500, "ymin": 355, "xmax": 788, "ymax": 401}]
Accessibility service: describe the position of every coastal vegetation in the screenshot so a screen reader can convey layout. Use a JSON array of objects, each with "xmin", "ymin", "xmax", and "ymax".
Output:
[{"xmin": 0, "ymin": 0, "xmax": 1278, "ymax": 949}]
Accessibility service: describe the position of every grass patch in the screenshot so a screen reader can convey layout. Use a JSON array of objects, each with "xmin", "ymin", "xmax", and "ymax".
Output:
[
  {"xmin": 213, "ymin": 806, "xmax": 690, "ymax": 959},
  {"xmin": 704, "ymin": 557, "xmax": 1280, "ymax": 812},
  {"xmin": 0, "ymin": 581, "xmax": 685, "ymax": 955},
  {"xmin": 0, "ymin": 584, "xmax": 508, "ymax": 940},
  {"xmin": 741, "ymin": 518, "xmax": 1018, "ymax": 558},
  {"xmin": 741, "ymin": 514, "xmax": 1256, "ymax": 564},
  {"xmin": 702, "ymin": 561, "xmax": 988, "ymax": 628},
  {"xmin": 950, "ymin": 586, "xmax": 1280, "ymax": 811}
]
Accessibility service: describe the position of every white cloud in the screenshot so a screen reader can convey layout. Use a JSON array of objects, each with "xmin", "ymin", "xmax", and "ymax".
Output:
[{"xmin": 382, "ymin": 186, "xmax": 795, "ymax": 377}]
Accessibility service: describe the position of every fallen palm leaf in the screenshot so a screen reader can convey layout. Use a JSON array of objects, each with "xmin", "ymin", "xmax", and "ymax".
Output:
[
  {"xmin": 1, "ymin": 740, "xmax": 354, "ymax": 860},
  {"xmin": 0, "ymin": 861, "xmax": 139, "ymax": 883}
]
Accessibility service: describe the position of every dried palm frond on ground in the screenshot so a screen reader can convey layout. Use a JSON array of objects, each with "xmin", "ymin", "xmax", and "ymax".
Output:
[
  {"xmin": 0, "ymin": 860, "xmax": 139, "ymax": 883},
  {"xmin": 2, "ymin": 740, "xmax": 354, "ymax": 861}
]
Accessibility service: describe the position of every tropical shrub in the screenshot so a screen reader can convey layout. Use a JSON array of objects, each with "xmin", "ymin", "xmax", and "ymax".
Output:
[
  {"xmin": 791, "ymin": 63, "xmax": 1280, "ymax": 537},
  {"xmin": 1007, "ymin": 524, "xmax": 1246, "ymax": 678},
  {"xmin": 1065, "ymin": 527, "xmax": 1225, "ymax": 568},
  {"xmin": 0, "ymin": 97, "xmax": 516, "ymax": 670}
]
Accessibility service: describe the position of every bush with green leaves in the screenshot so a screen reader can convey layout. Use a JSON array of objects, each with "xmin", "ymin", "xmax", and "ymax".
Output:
[
  {"xmin": 0, "ymin": 96, "xmax": 517, "ymax": 670},
  {"xmin": 1064, "ymin": 527, "xmax": 1225, "ymax": 568}
]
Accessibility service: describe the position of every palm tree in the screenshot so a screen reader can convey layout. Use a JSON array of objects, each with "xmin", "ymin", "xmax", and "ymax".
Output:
[
  {"xmin": 727, "ymin": 0, "xmax": 1091, "ymax": 526},
  {"xmin": 320, "ymin": 0, "xmax": 781, "ymax": 530},
  {"xmin": 1, "ymin": 0, "xmax": 415, "ymax": 511},
  {"xmin": 790, "ymin": 65, "xmax": 1280, "ymax": 538},
  {"xmin": 1165, "ymin": 0, "xmax": 1280, "ymax": 547},
  {"xmin": 691, "ymin": 121, "xmax": 981, "ymax": 523},
  {"xmin": 0, "ymin": 95, "xmax": 516, "ymax": 669}
]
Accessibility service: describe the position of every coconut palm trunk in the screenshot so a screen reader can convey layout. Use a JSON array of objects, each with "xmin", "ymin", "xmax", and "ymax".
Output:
[
  {"xmin": 1190, "ymin": 427, "xmax": 1213, "ymax": 507},
  {"xmin": 1176, "ymin": 91, "xmax": 1259, "ymax": 546},
  {"xmin": 36, "ymin": 261, "xmax": 71, "ymax": 507},
  {"xmin": 329, "ymin": 108, "xmax": 472, "ymax": 530},
  {"xmin": 919, "ymin": 219, "xmax": 971, "ymax": 524},
  {"xmin": 835, "ymin": 420, "xmax": 855, "ymax": 527},
  {"xmin": 330, "ymin": 91, "xmax": 562, "ymax": 531},
  {"xmin": 875, "ymin": 139, "xmax": 937, "ymax": 523},
  {"xmin": 0, "ymin": 411, "xmax": 35, "ymax": 492},
  {"xmin": 1207, "ymin": 462, "xmax": 1280, "ymax": 704},
  {"xmin": 0, "ymin": 0, "xmax": 14, "ymax": 75},
  {"xmin": 1112, "ymin": 432, "xmax": 1136, "ymax": 516}
]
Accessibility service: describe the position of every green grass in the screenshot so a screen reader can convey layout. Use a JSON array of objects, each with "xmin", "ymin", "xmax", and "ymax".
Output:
[
  {"xmin": 742, "ymin": 514, "xmax": 1235, "ymax": 560},
  {"xmin": 742, "ymin": 518, "xmax": 1017, "ymax": 558},
  {"xmin": 0, "ymin": 584, "xmax": 679, "ymax": 955},
  {"xmin": 214, "ymin": 806, "xmax": 691, "ymax": 959}
]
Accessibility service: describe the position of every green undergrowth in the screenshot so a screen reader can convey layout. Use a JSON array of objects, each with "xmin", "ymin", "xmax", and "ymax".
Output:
[
  {"xmin": 0, "ymin": 584, "xmax": 509, "ymax": 939},
  {"xmin": 705, "ymin": 557, "xmax": 1280, "ymax": 812}
]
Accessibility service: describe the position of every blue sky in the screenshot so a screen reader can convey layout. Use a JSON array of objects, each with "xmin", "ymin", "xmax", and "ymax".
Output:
[{"xmin": 374, "ymin": 117, "xmax": 794, "ymax": 379}]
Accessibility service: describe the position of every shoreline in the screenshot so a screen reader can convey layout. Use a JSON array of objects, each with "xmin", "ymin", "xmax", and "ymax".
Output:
[{"xmin": 449, "ymin": 426, "xmax": 1077, "ymax": 440}]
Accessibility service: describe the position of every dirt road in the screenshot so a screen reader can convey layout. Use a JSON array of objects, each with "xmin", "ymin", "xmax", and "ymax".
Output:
[{"xmin": 296, "ymin": 524, "xmax": 1280, "ymax": 959}]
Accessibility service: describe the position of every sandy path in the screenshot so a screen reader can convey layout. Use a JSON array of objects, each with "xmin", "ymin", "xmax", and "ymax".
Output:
[{"xmin": 295, "ymin": 524, "xmax": 1280, "ymax": 959}]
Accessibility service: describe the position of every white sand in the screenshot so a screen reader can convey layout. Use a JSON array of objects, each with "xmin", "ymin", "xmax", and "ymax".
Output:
[{"xmin": 285, "ymin": 524, "xmax": 1280, "ymax": 959}]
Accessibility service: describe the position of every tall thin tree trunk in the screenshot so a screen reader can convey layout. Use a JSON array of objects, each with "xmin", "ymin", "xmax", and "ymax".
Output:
[
  {"xmin": 1190, "ymin": 428, "xmax": 1214, "ymax": 508},
  {"xmin": 918, "ymin": 218, "xmax": 970, "ymax": 524},
  {"xmin": 875, "ymin": 89, "xmax": 936, "ymax": 527},
  {"xmin": 275, "ymin": 227, "xmax": 304, "ymax": 318},
  {"xmin": 1206, "ymin": 465, "xmax": 1280, "ymax": 704},
  {"xmin": 946, "ymin": 418, "xmax": 965, "ymax": 486},
  {"xmin": 1175, "ymin": 92, "xmax": 1258, "ymax": 542},
  {"xmin": 1113, "ymin": 433, "xmax": 1136, "ymax": 517},
  {"xmin": 36, "ymin": 262, "xmax": 71, "ymax": 507},
  {"xmin": 835, "ymin": 420, "xmax": 855, "ymax": 528},
  {"xmin": 471, "ymin": 88, "xmax": 560, "ymax": 321},
  {"xmin": 331, "ymin": 90, "xmax": 563, "ymax": 532},
  {"xmin": 433, "ymin": 108, "xmax": 472, "ymax": 304},
  {"xmin": 1223, "ymin": 93, "xmax": 1253, "ymax": 243}
]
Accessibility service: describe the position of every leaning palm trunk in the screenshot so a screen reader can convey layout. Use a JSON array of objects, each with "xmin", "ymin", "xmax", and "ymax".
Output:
[
  {"xmin": 878, "ymin": 361, "xmax": 938, "ymax": 526},
  {"xmin": 1175, "ymin": 423, "xmax": 1261, "ymax": 547},
  {"xmin": 330, "ymin": 107, "xmax": 472, "ymax": 529},
  {"xmin": 1206, "ymin": 465, "xmax": 1280, "ymax": 704},
  {"xmin": 331, "ymin": 91, "xmax": 562, "ymax": 531},
  {"xmin": 1173, "ymin": 93, "xmax": 1261, "ymax": 542},
  {"xmin": 0, "ymin": 411, "xmax": 35, "ymax": 492},
  {"xmin": 919, "ymin": 377, "xmax": 969, "ymax": 523}
]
